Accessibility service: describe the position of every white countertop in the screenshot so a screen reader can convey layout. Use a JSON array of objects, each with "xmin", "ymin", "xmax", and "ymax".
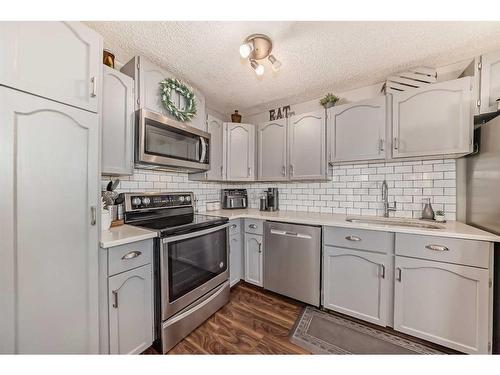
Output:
[
  {"xmin": 100, "ymin": 224, "xmax": 157, "ymax": 248},
  {"xmin": 204, "ymin": 208, "xmax": 500, "ymax": 242}
]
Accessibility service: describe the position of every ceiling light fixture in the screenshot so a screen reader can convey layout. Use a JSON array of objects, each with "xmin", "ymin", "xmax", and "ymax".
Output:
[
  {"xmin": 250, "ymin": 59, "xmax": 264, "ymax": 76},
  {"xmin": 239, "ymin": 34, "xmax": 281, "ymax": 76}
]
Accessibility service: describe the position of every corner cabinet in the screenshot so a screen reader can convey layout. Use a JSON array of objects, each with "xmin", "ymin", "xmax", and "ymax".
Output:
[
  {"xmin": 0, "ymin": 22, "xmax": 102, "ymax": 113},
  {"xmin": 0, "ymin": 87, "xmax": 100, "ymax": 353},
  {"xmin": 121, "ymin": 56, "xmax": 206, "ymax": 131},
  {"xmin": 257, "ymin": 118, "xmax": 288, "ymax": 181},
  {"xmin": 244, "ymin": 234, "xmax": 263, "ymax": 287},
  {"xmin": 394, "ymin": 256, "xmax": 490, "ymax": 354},
  {"xmin": 101, "ymin": 66, "xmax": 135, "ymax": 175},
  {"xmin": 288, "ymin": 110, "xmax": 327, "ymax": 180},
  {"xmin": 477, "ymin": 50, "xmax": 500, "ymax": 114},
  {"xmin": 225, "ymin": 122, "xmax": 256, "ymax": 181},
  {"xmin": 328, "ymin": 96, "xmax": 387, "ymax": 163},
  {"xmin": 391, "ymin": 77, "xmax": 473, "ymax": 159}
]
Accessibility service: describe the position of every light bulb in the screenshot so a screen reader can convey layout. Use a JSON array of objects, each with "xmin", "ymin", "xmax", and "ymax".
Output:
[
  {"xmin": 268, "ymin": 54, "xmax": 282, "ymax": 72},
  {"xmin": 250, "ymin": 59, "xmax": 264, "ymax": 76},
  {"xmin": 239, "ymin": 42, "xmax": 254, "ymax": 58}
]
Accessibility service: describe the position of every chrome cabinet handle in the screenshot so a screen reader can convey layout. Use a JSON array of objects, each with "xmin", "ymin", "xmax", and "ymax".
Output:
[
  {"xmin": 345, "ymin": 235, "xmax": 361, "ymax": 242},
  {"xmin": 249, "ymin": 224, "xmax": 257, "ymax": 229},
  {"xmin": 247, "ymin": 167, "xmax": 251, "ymax": 177},
  {"xmin": 90, "ymin": 76, "xmax": 97, "ymax": 98},
  {"xmin": 425, "ymin": 244, "xmax": 449, "ymax": 252},
  {"xmin": 289, "ymin": 165, "xmax": 294, "ymax": 176},
  {"xmin": 396, "ymin": 267, "xmax": 402, "ymax": 282},
  {"xmin": 282, "ymin": 165, "xmax": 286, "ymax": 176},
  {"xmin": 379, "ymin": 139, "xmax": 384, "ymax": 152},
  {"xmin": 112, "ymin": 290, "xmax": 118, "ymax": 308},
  {"xmin": 258, "ymin": 242, "xmax": 262, "ymax": 254},
  {"xmin": 220, "ymin": 166, "xmax": 224, "ymax": 177},
  {"xmin": 90, "ymin": 206, "xmax": 96, "ymax": 226},
  {"xmin": 393, "ymin": 137, "xmax": 399, "ymax": 150},
  {"xmin": 121, "ymin": 250, "xmax": 142, "ymax": 260},
  {"xmin": 380, "ymin": 264, "xmax": 386, "ymax": 279},
  {"xmin": 230, "ymin": 224, "xmax": 237, "ymax": 229}
]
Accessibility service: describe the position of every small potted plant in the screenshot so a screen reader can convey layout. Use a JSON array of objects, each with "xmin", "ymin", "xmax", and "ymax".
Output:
[
  {"xmin": 320, "ymin": 93, "xmax": 340, "ymax": 109},
  {"xmin": 434, "ymin": 210, "xmax": 446, "ymax": 222}
]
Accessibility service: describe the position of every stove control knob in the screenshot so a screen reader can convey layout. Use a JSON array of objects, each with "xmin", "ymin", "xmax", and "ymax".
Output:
[
  {"xmin": 185, "ymin": 195, "xmax": 191, "ymax": 202},
  {"xmin": 142, "ymin": 197, "xmax": 151, "ymax": 206},
  {"xmin": 132, "ymin": 197, "xmax": 141, "ymax": 206},
  {"xmin": 179, "ymin": 196, "xmax": 185, "ymax": 202}
]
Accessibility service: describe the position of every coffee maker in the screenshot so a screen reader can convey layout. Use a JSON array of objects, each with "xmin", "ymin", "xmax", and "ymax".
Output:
[{"xmin": 261, "ymin": 188, "xmax": 279, "ymax": 211}]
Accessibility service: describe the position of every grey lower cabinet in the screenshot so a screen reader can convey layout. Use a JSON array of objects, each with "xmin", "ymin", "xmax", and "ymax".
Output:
[
  {"xmin": 99, "ymin": 239, "xmax": 154, "ymax": 354},
  {"xmin": 101, "ymin": 65, "xmax": 135, "ymax": 175},
  {"xmin": 244, "ymin": 219, "xmax": 264, "ymax": 287},
  {"xmin": 229, "ymin": 220, "xmax": 243, "ymax": 287},
  {"xmin": 0, "ymin": 87, "xmax": 100, "ymax": 354}
]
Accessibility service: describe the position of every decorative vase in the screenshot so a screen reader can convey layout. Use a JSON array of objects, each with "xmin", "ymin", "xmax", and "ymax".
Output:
[
  {"xmin": 103, "ymin": 49, "xmax": 115, "ymax": 68},
  {"xmin": 231, "ymin": 110, "xmax": 242, "ymax": 123},
  {"xmin": 101, "ymin": 210, "xmax": 112, "ymax": 231},
  {"xmin": 435, "ymin": 214, "xmax": 446, "ymax": 222},
  {"xmin": 324, "ymin": 101, "xmax": 337, "ymax": 109}
]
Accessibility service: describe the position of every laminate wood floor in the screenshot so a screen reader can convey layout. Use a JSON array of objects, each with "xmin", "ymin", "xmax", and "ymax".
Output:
[{"xmin": 143, "ymin": 282, "xmax": 310, "ymax": 355}]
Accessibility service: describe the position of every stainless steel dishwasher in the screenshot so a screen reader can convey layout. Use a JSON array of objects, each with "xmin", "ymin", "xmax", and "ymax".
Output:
[{"xmin": 264, "ymin": 221, "xmax": 321, "ymax": 306}]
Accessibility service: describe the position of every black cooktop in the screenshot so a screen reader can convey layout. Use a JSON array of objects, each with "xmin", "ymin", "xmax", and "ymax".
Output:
[{"xmin": 134, "ymin": 213, "xmax": 228, "ymax": 237}]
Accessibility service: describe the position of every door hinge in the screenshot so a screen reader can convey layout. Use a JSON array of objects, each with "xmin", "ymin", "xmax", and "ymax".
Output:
[
  {"xmin": 137, "ymin": 62, "xmax": 140, "ymax": 70},
  {"xmin": 478, "ymin": 60, "xmax": 482, "ymax": 70},
  {"xmin": 489, "ymin": 279, "xmax": 493, "ymax": 288},
  {"xmin": 137, "ymin": 98, "xmax": 140, "ymax": 105},
  {"xmin": 488, "ymin": 342, "xmax": 492, "ymax": 352},
  {"xmin": 477, "ymin": 99, "xmax": 481, "ymax": 108}
]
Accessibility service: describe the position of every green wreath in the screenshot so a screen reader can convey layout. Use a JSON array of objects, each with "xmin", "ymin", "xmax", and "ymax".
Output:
[{"xmin": 160, "ymin": 78, "xmax": 197, "ymax": 122}]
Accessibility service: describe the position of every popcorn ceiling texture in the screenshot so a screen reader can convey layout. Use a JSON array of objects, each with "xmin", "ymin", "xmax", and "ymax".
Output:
[
  {"xmin": 103, "ymin": 158, "xmax": 457, "ymax": 221},
  {"xmin": 86, "ymin": 21, "xmax": 500, "ymax": 116}
]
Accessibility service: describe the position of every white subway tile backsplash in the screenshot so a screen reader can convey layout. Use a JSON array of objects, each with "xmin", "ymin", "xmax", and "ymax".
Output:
[{"xmin": 102, "ymin": 159, "xmax": 457, "ymax": 220}]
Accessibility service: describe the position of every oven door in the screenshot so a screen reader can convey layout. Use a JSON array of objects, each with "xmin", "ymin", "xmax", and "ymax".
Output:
[
  {"xmin": 160, "ymin": 223, "xmax": 229, "ymax": 320},
  {"xmin": 137, "ymin": 109, "xmax": 210, "ymax": 171}
]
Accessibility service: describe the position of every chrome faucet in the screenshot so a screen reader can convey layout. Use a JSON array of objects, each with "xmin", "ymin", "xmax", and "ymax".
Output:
[{"xmin": 382, "ymin": 180, "xmax": 397, "ymax": 218}]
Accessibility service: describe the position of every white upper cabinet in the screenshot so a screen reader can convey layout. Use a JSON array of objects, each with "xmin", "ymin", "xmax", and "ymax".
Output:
[
  {"xmin": 288, "ymin": 110, "xmax": 327, "ymax": 180},
  {"xmin": 101, "ymin": 66, "xmax": 135, "ymax": 175},
  {"xmin": 0, "ymin": 87, "xmax": 99, "ymax": 353},
  {"xmin": 225, "ymin": 122, "xmax": 255, "ymax": 181},
  {"xmin": 394, "ymin": 256, "xmax": 490, "ymax": 354},
  {"xmin": 121, "ymin": 56, "xmax": 206, "ymax": 131},
  {"xmin": 257, "ymin": 118, "xmax": 288, "ymax": 181},
  {"xmin": 0, "ymin": 22, "xmax": 101, "ymax": 113},
  {"xmin": 478, "ymin": 50, "xmax": 500, "ymax": 114},
  {"xmin": 328, "ymin": 96, "xmax": 387, "ymax": 163},
  {"xmin": 206, "ymin": 115, "xmax": 225, "ymax": 180},
  {"xmin": 391, "ymin": 77, "xmax": 473, "ymax": 159}
]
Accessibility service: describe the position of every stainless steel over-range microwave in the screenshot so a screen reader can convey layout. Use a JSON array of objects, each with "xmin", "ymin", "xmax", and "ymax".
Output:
[{"xmin": 135, "ymin": 109, "xmax": 211, "ymax": 172}]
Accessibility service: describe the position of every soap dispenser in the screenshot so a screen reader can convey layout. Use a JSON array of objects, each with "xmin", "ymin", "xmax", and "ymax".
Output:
[{"xmin": 421, "ymin": 198, "xmax": 435, "ymax": 220}]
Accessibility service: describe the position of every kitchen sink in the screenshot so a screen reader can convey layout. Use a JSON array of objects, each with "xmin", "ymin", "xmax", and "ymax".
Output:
[{"xmin": 345, "ymin": 217, "xmax": 445, "ymax": 229}]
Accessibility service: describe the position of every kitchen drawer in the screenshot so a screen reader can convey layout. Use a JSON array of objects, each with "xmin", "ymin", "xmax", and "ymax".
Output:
[
  {"xmin": 229, "ymin": 220, "xmax": 241, "ymax": 235},
  {"xmin": 108, "ymin": 239, "xmax": 153, "ymax": 276},
  {"xmin": 244, "ymin": 219, "xmax": 263, "ymax": 235},
  {"xmin": 323, "ymin": 227, "xmax": 393, "ymax": 254},
  {"xmin": 395, "ymin": 233, "xmax": 491, "ymax": 268}
]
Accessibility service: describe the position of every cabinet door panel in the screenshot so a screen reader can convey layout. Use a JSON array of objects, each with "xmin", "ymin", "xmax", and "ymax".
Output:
[
  {"xmin": 323, "ymin": 246, "xmax": 388, "ymax": 326},
  {"xmin": 329, "ymin": 96, "xmax": 386, "ymax": 162},
  {"xmin": 258, "ymin": 118, "xmax": 288, "ymax": 180},
  {"xmin": 289, "ymin": 110, "xmax": 326, "ymax": 180},
  {"xmin": 392, "ymin": 77, "xmax": 472, "ymax": 158},
  {"xmin": 206, "ymin": 115, "xmax": 224, "ymax": 180},
  {"xmin": 229, "ymin": 234, "xmax": 243, "ymax": 287},
  {"xmin": 101, "ymin": 66, "xmax": 135, "ymax": 175},
  {"xmin": 244, "ymin": 234, "xmax": 263, "ymax": 286},
  {"xmin": 480, "ymin": 50, "xmax": 500, "ymax": 114},
  {"xmin": 108, "ymin": 264, "xmax": 153, "ymax": 354},
  {"xmin": 0, "ymin": 22, "xmax": 101, "ymax": 112},
  {"xmin": 226, "ymin": 123, "xmax": 255, "ymax": 181},
  {"xmin": 394, "ymin": 256, "xmax": 490, "ymax": 354},
  {"xmin": 0, "ymin": 88, "xmax": 99, "ymax": 353}
]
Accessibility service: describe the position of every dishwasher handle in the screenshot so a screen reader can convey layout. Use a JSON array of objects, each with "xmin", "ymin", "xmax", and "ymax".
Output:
[{"xmin": 270, "ymin": 228, "xmax": 312, "ymax": 239}]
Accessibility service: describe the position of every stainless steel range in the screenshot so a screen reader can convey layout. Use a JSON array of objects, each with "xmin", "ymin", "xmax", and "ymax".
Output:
[{"xmin": 123, "ymin": 192, "xmax": 229, "ymax": 353}]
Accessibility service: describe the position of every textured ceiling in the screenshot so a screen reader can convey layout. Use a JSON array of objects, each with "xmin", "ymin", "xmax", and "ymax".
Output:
[{"xmin": 86, "ymin": 21, "xmax": 500, "ymax": 116}]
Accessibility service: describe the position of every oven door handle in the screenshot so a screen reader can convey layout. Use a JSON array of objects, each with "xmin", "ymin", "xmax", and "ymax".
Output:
[
  {"xmin": 162, "ymin": 223, "xmax": 229, "ymax": 244},
  {"xmin": 199, "ymin": 137, "xmax": 207, "ymax": 163}
]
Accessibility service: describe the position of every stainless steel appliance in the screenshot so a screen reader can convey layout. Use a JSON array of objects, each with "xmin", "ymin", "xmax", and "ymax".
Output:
[
  {"xmin": 221, "ymin": 189, "xmax": 247, "ymax": 209},
  {"xmin": 466, "ymin": 113, "xmax": 500, "ymax": 353},
  {"xmin": 262, "ymin": 188, "xmax": 279, "ymax": 211},
  {"xmin": 135, "ymin": 109, "xmax": 210, "ymax": 172},
  {"xmin": 264, "ymin": 221, "xmax": 321, "ymax": 306},
  {"xmin": 123, "ymin": 192, "xmax": 229, "ymax": 353}
]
